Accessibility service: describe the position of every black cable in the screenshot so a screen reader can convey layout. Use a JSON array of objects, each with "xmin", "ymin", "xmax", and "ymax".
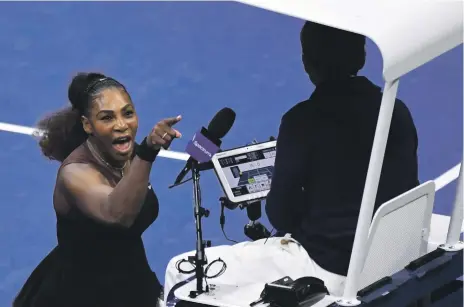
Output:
[
  {"xmin": 222, "ymin": 227, "xmax": 239, "ymax": 243},
  {"xmin": 264, "ymin": 228, "xmax": 275, "ymax": 245},
  {"xmin": 175, "ymin": 258, "xmax": 196, "ymax": 274},
  {"xmin": 176, "ymin": 256, "xmax": 227, "ymax": 279},
  {"xmin": 220, "ymin": 202, "xmax": 239, "ymax": 243},
  {"xmin": 204, "ymin": 258, "xmax": 227, "ymax": 279}
]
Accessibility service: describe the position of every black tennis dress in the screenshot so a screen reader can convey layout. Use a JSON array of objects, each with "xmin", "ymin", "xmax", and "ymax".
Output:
[{"xmin": 13, "ymin": 142, "xmax": 162, "ymax": 307}]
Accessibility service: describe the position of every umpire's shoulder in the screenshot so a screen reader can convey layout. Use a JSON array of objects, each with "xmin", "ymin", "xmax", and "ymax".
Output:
[
  {"xmin": 394, "ymin": 97, "xmax": 415, "ymax": 121},
  {"xmin": 281, "ymin": 99, "xmax": 314, "ymax": 124}
]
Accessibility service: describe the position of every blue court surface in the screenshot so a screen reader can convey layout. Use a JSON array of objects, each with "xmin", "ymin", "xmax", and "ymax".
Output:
[{"xmin": 0, "ymin": 2, "xmax": 462, "ymax": 305}]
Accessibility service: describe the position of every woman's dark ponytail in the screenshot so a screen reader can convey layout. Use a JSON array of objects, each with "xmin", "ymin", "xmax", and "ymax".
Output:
[
  {"xmin": 37, "ymin": 72, "xmax": 108, "ymax": 162},
  {"xmin": 37, "ymin": 106, "xmax": 88, "ymax": 162}
]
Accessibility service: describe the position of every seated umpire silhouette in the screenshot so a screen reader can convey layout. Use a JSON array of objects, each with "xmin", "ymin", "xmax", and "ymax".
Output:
[{"xmin": 266, "ymin": 20, "xmax": 419, "ymax": 292}]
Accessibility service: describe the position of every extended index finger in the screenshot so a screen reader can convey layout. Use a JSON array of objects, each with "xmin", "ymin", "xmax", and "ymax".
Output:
[{"xmin": 163, "ymin": 115, "xmax": 182, "ymax": 127}]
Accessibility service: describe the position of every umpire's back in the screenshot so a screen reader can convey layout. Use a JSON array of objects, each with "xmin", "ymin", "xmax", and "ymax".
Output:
[
  {"xmin": 266, "ymin": 21, "xmax": 419, "ymax": 277},
  {"xmin": 289, "ymin": 75, "xmax": 419, "ymax": 277}
]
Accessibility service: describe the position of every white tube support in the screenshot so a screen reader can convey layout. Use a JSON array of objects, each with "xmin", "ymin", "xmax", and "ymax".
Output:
[
  {"xmin": 337, "ymin": 79, "xmax": 399, "ymax": 306},
  {"xmin": 441, "ymin": 163, "xmax": 463, "ymax": 251}
]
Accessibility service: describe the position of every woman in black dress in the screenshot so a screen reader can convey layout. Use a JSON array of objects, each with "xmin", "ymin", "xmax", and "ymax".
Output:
[{"xmin": 13, "ymin": 72, "xmax": 182, "ymax": 307}]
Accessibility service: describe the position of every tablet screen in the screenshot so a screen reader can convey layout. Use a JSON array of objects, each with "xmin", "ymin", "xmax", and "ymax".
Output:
[{"xmin": 217, "ymin": 146, "xmax": 276, "ymax": 197}]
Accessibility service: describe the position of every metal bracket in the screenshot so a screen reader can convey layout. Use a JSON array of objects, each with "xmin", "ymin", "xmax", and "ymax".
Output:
[
  {"xmin": 439, "ymin": 241, "xmax": 464, "ymax": 252},
  {"xmin": 336, "ymin": 298, "xmax": 361, "ymax": 306}
]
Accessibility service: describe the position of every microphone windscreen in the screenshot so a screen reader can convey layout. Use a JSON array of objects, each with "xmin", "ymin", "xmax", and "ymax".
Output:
[{"xmin": 207, "ymin": 107, "xmax": 236, "ymax": 140}]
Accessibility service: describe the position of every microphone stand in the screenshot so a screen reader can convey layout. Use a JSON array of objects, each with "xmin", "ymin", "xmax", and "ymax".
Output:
[
  {"xmin": 170, "ymin": 160, "xmax": 215, "ymax": 298},
  {"xmin": 189, "ymin": 160, "xmax": 211, "ymax": 298}
]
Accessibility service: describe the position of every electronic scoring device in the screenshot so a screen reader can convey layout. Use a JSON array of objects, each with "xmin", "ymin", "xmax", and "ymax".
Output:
[{"xmin": 211, "ymin": 140, "xmax": 277, "ymax": 204}]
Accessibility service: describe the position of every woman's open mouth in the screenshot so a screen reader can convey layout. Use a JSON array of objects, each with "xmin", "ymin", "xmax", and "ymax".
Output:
[{"xmin": 112, "ymin": 136, "xmax": 133, "ymax": 154}]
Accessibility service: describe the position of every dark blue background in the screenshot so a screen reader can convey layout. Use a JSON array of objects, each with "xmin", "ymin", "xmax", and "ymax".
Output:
[{"xmin": 0, "ymin": 2, "xmax": 461, "ymax": 305}]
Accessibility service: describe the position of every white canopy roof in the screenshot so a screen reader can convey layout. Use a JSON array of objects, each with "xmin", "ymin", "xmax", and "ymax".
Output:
[{"xmin": 235, "ymin": 0, "xmax": 463, "ymax": 82}]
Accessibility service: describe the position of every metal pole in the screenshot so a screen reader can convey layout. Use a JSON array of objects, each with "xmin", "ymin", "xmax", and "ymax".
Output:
[
  {"xmin": 191, "ymin": 162, "xmax": 206, "ymax": 295},
  {"xmin": 443, "ymin": 163, "xmax": 463, "ymax": 249},
  {"xmin": 338, "ymin": 79, "xmax": 399, "ymax": 305}
]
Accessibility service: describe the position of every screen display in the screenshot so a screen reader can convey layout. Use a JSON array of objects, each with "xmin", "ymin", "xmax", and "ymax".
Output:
[{"xmin": 218, "ymin": 146, "xmax": 276, "ymax": 197}]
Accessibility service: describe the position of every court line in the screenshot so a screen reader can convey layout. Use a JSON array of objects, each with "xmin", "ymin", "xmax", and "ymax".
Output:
[
  {"xmin": 433, "ymin": 163, "xmax": 461, "ymax": 191},
  {"xmin": 0, "ymin": 121, "xmax": 461, "ymax": 186},
  {"xmin": 0, "ymin": 122, "xmax": 190, "ymax": 161}
]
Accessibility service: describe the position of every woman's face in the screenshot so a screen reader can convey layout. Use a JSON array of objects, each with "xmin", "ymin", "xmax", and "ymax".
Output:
[{"xmin": 82, "ymin": 87, "xmax": 138, "ymax": 164}]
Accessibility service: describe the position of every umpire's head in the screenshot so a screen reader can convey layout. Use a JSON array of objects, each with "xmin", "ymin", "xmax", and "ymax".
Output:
[{"xmin": 300, "ymin": 21, "xmax": 366, "ymax": 86}]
